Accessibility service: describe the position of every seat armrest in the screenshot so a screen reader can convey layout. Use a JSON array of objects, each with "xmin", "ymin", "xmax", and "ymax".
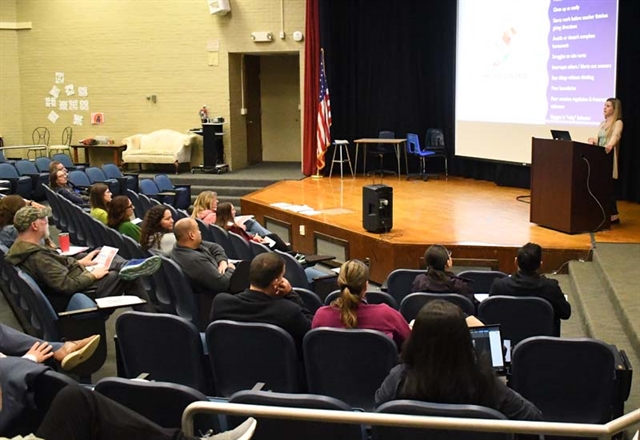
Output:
[{"xmin": 157, "ymin": 191, "xmax": 177, "ymax": 197}]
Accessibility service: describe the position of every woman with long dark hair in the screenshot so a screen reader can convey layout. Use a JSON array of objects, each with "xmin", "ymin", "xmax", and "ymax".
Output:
[
  {"xmin": 107, "ymin": 195, "xmax": 141, "ymax": 241},
  {"xmin": 215, "ymin": 202, "xmax": 290, "ymax": 252},
  {"xmin": 375, "ymin": 300, "xmax": 541, "ymax": 420},
  {"xmin": 89, "ymin": 183, "xmax": 112, "ymax": 224},
  {"xmin": 312, "ymin": 259, "xmax": 410, "ymax": 349},
  {"xmin": 140, "ymin": 204, "xmax": 176, "ymax": 255},
  {"xmin": 410, "ymin": 244, "xmax": 477, "ymax": 307}
]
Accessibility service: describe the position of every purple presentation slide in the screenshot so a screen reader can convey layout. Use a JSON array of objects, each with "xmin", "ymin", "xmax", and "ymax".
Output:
[{"xmin": 546, "ymin": 0, "xmax": 618, "ymax": 126}]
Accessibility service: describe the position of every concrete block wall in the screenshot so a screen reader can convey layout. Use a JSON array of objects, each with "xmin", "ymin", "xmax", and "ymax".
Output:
[{"xmin": 0, "ymin": 0, "xmax": 306, "ymax": 168}]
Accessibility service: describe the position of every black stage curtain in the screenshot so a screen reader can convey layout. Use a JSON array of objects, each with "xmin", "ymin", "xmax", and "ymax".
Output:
[{"xmin": 319, "ymin": 0, "xmax": 640, "ymax": 201}]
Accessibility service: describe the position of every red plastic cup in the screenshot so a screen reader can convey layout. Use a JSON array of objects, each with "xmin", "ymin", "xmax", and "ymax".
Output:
[{"xmin": 59, "ymin": 233, "xmax": 70, "ymax": 252}]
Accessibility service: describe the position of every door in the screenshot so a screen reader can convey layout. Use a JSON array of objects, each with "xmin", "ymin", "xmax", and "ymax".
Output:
[{"xmin": 245, "ymin": 55, "xmax": 263, "ymax": 164}]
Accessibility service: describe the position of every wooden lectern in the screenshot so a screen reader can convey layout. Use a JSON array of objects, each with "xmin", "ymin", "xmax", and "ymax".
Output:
[{"xmin": 530, "ymin": 138, "xmax": 612, "ymax": 234}]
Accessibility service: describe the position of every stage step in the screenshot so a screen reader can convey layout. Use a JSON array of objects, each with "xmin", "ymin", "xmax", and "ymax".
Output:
[
  {"xmin": 568, "ymin": 253, "xmax": 640, "ymax": 414},
  {"xmin": 547, "ymin": 273, "xmax": 585, "ymax": 339}
]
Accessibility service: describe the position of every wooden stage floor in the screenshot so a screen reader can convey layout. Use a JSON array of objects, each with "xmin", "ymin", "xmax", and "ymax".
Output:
[{"xmin": 241, "ymin": 176, "xmax": 640, "ymax": 284}]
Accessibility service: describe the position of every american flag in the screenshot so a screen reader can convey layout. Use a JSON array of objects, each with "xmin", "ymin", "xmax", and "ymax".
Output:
[{"xmin": 316, "ymin": 51, "xmax": 332, "ymax": 171}]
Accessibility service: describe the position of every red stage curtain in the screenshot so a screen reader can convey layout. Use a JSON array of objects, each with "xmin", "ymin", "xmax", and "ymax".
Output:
[{"xmin": 302, "ymin": 0, "xmax": 320, "ymax": 176}]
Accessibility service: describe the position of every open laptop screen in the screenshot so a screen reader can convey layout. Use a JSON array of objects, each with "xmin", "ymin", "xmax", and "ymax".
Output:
[
  {"xmin": 469, "ymin": 325, "xmax": 505, "ymax": 371},
  {"xmin": 550, "ymin": 130, "xmax": 572, "ymax": 141}
]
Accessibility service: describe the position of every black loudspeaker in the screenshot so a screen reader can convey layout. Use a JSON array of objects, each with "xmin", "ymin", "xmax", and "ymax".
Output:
[{"xmin": 362, "ymin": 184, "xmax": 393, "ymax": 233}]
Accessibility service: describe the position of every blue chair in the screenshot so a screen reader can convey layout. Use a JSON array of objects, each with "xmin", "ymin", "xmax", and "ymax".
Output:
[
  {"xmin": 478, "ymin": 296, "xmax": 557, "ymax": 346},
  {"xmin": 154, "ymin": 174, "xmax": 191, "ymax": 209},
  {"xmin": 208, "ymin": 223, "xmax": 236, "ymax": 258},
  {"xmin": 66, "ymin": 169, "xmax": 92, "ymax": 189},
  {"xmin": 139, "ymin": 178, "xmax": 175, "ymax": 207},
  {"xmin": 424, "ymin": 128, "xmax": 449, "ymax": 178},
  {"xmin": 206, "ymin": 320, "xmax": 301, "ymax": 397},
  {"xmin": 95, "ymin": 377, "xmax": 218, "ymax": 433},
  {"xmin": 34, "ymin": 156, "xmax": 52, "ymax": 173},
  {"xmin": 0, "ymin": 163, "xmax": 33, "ymax": 198},
  {"xmin": 52, "ymin": 152, "xmax": 86, "ymax": 171},
  {"xmin": 400, "ymin": 292, "xmax": 476, "ymax": 322},
  {"xmin": 303, "ymin": 328, "xmax": 398, "ymax": 411},
  {"xmin": 510, "ymin": 336, "xmax": 617, "ymax": 423},
  {"xmin": 457, "ymin": 270, "xmax": 508, "ymax": 293},
  {"xmin": 14, "ymin": 160, "xmax": 49, "ymax": 201},
  {"xmin": 115, "ymin": 311, "xmax": 212, "ymax": 393},
  {"xmin": 0, "ymin": 149, "xmax": 15, "ymax": 164},
  {"xmin": 228, "ymin": 390, "xmax": 364, "ymax": 440},
  {"xmin": 228, "ymin": 231, "xmax": 254, "ymax": 261},
  {"xmin": 384, "ymin": 268, "xmax": 423, "ymax": 305},
  {"xmin": 406, "ymin": 132, "xmax": 435, "ymax": 181},
  {"xmin": 102, "ymin": 163, "xmax": 138, "ymax": 194},
  {"xmin": 293, "ymin": 287, "xmax": 324, "ymax": 314},
  {"xmin": 85, "ymin": 166, "xmax": 120, "ymax": 195},
  {"xmin": 374, "ymin": 400, "xmax": 512, "ymax": 440}
]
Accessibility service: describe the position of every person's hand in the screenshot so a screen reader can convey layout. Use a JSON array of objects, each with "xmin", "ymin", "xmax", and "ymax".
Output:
[
  {"xmin": 228, "ymin": 262, "xmax": 235, "ymax": 270},
  {"xmin": 253, "ymin": 235, "xmax": 265, "ymax": 243},
  {"xmin": 90, "ymin": 266, "xmax": 109, "ymax": 280},
  {"xmin": 587, "ymin": 137, "xmax": 597, "ymax": 145},
  {"xmin": 26, "ymin": 341, "xmax": 54, "ymax": 363},
  {"xmin": 276, "ymin": 277, "xmax": 292, "ymax": 296},
  {"xmin": 605, "ymin": 144, "xmax": 613, "ymax": 154},
  {"xmin": 78, "ymin": 249, "xmax": 100, "ymax": 267},
  {"xmin": 235, "ymin": 221, "xmax": 247, "ymax": 231}
]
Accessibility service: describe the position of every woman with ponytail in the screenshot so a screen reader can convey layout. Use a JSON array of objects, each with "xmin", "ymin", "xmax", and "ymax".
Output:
[{"xmin": 312, "ymin": 259, "xmax": 410, "ymax": 350}]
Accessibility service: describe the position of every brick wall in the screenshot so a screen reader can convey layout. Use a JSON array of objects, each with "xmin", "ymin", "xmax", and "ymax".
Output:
[{"xmin": 0, "ymin": 0, "xmax": 306, "ymax": 168}]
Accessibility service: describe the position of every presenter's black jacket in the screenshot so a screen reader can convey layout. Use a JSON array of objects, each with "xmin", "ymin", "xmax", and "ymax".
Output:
[{"xmin": 488, "ymin": 271, "xmax": 572, "ymax": 330}]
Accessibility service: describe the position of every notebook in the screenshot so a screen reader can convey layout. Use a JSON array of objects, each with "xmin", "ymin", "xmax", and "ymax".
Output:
[
  {"xmin": 550, "ymin": 129, "xmax": 572, "ymax": 141},
  {"xmin": 469, "ymin": 324, "xmax": 507, "ymax": 372}
]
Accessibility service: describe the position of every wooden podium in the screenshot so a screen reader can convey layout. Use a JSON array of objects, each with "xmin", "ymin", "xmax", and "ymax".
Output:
[{"xmin": 530, "ymin": 138, "xmax": 612, "ymax": 234}]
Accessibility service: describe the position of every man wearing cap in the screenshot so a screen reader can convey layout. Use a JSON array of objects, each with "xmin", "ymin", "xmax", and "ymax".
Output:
[{"xmin": 5, "ymin": 206, "xmax": 158, "ymax": 313}]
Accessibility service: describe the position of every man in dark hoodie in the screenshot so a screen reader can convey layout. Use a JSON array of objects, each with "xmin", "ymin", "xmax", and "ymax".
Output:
[
  {"xmin": 488, "ymin": 242, "xmax": 571, "ymax": 329},
  {"xmin": 5, "ymin": 206, "xmax": 159, "ymax": 313}
]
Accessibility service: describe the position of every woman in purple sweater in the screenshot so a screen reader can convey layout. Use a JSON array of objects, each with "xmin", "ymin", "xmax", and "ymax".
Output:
[{"xmin": 312, "ymin": 259, "xmax": 410, "ymax": 350}]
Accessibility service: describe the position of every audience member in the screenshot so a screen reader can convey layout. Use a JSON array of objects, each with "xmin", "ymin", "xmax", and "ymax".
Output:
[
  {"xmin": 9, "ymin": 384, "xmax": 256, "ymax": 440},
  {"xmin": 49, "ymin": 168, "xmax": 88, "ymax": 207},
  {"xmin": 0, "ymin": 324, "xmax": 100, "ymax": 432},
  {"xmin": 89, "ymin": 183, "xmax": 112, "ymax": 224},
  {"xmin": 488, "ymin": 242, "xmax": 571, "ymax": 329},
  {"xmin": 107, "ymin": 195, "xmax": 141, "ymax": 241},
  {"xmin": 0, "ymin": 323, "xmax": 100, "ymax": 371},
  {"xmin": 171, "ymin": 218, "xmax": 235, "ymax": 294},
  {"xmin": 192, "ymin": 190, "xmax": 271, "ymax": 236},
  {"xmin": 5, "ymin": 206, "xmax": 159, "ymax": 313},
  {"xmin": 48, "ymin": 161, "xmax": 66, "ymax": 174},
  {"xmin": 0, "ymin": 195, "xmax": 55, "ymax": 249},
  {"xmin": 411, "ymin": 245, "xmax": 477, "ymax": 307},
  {"xmin": 140, "ymin": 204, "xmax": 176, "ymax": 255},
  {"xmin": 210, "ymin": 252, "xmax": 313, "ymax": 352},
  {"xmin": 375, "ymin": 300, "xmax": 541, "ymax": 420},
  {"xmin": 215, "ymin": 202, "xmax": 290, "ymax": 252},
  {"xmin": 313, "ymin": 259, "xmax": 410, "ymax": 350}
]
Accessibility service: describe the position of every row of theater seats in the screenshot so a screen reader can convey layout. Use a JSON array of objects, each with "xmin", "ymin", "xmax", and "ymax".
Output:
[
  {"xmin": 115, "ymin": 310, "xmax": 632, "ymax": 428},
  {"xmin": 0, "ymin": 153, "xmax": 137, "ymax": 200}
]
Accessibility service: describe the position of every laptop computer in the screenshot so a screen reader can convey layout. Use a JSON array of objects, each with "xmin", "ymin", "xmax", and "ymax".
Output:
[
  {"xmin": 550, "ymin": 129, "xmax": 572, "ymax": 141},
  {"xmin": 469, "ymin": 324, "xmax": 507, "ymax": 373}
]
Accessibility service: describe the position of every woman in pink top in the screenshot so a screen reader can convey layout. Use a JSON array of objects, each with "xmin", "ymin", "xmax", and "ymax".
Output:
[{"xmin": 312, "ymin": 259, "xmax": 410, "ymax": 350}]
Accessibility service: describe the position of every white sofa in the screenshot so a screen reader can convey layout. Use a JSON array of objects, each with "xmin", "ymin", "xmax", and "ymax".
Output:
[{"xmin": 122, "ymin": 129, "xmax": 198, "ymax": 173}]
